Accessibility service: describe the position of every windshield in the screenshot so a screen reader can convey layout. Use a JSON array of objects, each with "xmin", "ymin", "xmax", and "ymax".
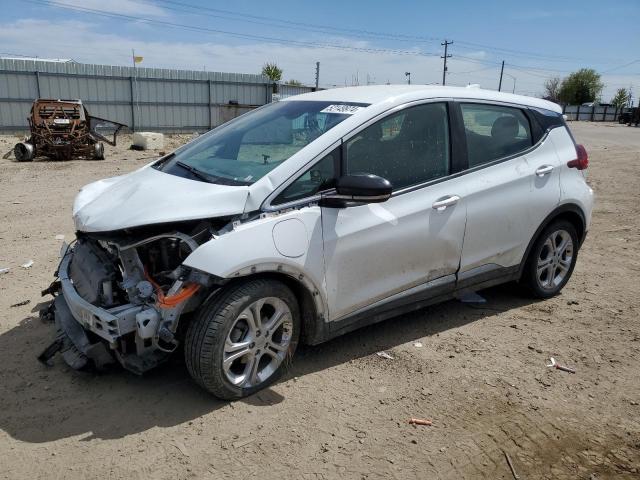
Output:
[{"xmin": 157, "ymin": 100, "xmax": 369, "ymax": 185}]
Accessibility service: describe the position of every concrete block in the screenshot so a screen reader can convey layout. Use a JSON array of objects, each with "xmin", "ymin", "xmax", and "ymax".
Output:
[{"xmin": 132, "ymin": 132, "xmax": 164, "ymax": 150}]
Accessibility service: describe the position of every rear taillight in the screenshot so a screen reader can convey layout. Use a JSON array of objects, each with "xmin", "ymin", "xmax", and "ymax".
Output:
[{"xmin": 567, "ymin": 144, "xmax": 589, "ymax": 170}]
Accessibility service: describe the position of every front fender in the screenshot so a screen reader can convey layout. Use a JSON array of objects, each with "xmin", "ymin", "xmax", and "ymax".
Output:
[{"xmin": 183, "ymin": 207, "xmax": 328, "ymax": 320}]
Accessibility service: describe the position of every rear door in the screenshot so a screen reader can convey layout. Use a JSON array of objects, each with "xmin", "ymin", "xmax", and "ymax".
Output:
[
  {"xmin": 455, "ymin": 102, "xmax": 561, "ymax": 282},
  {"xmin": 321, "ymin": 101, "xmax": 468, "ymax": 321}
]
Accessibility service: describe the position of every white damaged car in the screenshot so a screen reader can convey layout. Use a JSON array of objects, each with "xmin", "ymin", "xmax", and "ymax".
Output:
[{"xmin": 40, "ymin": 85, "xmax": 593, "ymax": 399}]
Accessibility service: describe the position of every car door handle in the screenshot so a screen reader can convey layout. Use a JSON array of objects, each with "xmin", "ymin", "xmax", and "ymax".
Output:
[
  {"xmin": 535, "ymin": 165, "xmax": 554, "ymax": 177},
  {"xmin": 432, "ymin": 195, "xmax": 461, "ymax": 211}
]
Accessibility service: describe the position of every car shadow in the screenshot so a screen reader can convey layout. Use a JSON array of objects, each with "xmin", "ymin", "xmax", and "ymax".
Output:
[{"xmin": 0, "ymin": 284, "xmax": 537, "ymax": 443}]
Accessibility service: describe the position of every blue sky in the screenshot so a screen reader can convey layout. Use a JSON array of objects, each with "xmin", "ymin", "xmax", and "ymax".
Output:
[{"xmin": 1, "ymin": 0, "xmax": 639, "ymax": 100}]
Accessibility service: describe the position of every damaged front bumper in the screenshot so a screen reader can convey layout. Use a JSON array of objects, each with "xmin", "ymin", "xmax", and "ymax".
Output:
[
  {"xmin": 39, "ymin": 294, "xmax": 114, "ymax": 370},
  {"xmin": 57, "ymin": 246, "xmax": 142, "ymax": 344},
  {"xmin": 39, "ymin": 246, "xmax": 153, "ymax": 372},
  {"xmin": 39, "ymin": 236, "xmax": 211, "ymax": 374}
]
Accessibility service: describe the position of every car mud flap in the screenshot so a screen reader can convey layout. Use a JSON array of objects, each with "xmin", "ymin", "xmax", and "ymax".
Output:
[{"xmin": 37, "ymin": 295, "xmax": 115, "ymax": 371}]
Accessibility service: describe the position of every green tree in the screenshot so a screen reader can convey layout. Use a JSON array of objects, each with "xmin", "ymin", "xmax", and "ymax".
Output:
[
  {"xmin": 261, "ymin": 62, "xmax": 282, "ymax": 82},
  {"xmin": 285, "ymin": 79, "xmax": 303, "ymax": 86},
  {"xmin": 610, "ymin": 88, "xmax": 630, "ymax": 108},
  {"xmin": 558, "ymin": 68, "xmax": 604, "ymax": 105}
]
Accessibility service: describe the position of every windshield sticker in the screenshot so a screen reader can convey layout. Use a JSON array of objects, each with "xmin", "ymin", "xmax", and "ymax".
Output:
[{"xmin": 320, "ymin": 104, "xmax": 364, "ymax": 115}]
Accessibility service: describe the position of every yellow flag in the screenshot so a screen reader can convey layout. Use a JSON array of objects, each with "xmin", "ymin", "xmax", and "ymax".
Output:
[{"xmin": 133, "ymin": 56, "xmax": 143, "ymax": 64}]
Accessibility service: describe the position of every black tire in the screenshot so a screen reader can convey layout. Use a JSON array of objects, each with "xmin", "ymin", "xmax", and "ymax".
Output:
[
  {"xmin": 92, "ymin": 142, "xmax": 105, "ymax": 160},
  {"xmin": 185, "ymin": 279, "xmax": 300, "ymax": 399},
  {"xmin": 14, "ymin": 142, "xmax": 35, "ymax": 162},
  {"xmin": 521, "ymin": 220, "xmax": 579, "ymax": 299}
]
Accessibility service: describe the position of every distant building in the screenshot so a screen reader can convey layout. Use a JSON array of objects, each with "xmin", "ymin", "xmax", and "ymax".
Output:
[{"xmin": 0, "ymin": 57, "xmax": 77, "ymax": 63}]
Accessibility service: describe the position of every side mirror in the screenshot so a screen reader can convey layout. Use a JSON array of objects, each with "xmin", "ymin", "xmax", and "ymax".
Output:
[{"xmin": 320, "ymin": 173, "xmax": 392, "ymax": 207}]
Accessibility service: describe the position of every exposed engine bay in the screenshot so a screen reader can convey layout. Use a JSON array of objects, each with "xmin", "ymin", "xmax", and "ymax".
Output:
[{"xmin": 39, "ymin": 219, "xmax": 230, "ymax": 373}]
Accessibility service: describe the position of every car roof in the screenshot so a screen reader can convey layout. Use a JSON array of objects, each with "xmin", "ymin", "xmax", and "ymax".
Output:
[{"xmin": 283, "ymin": 85, "xmax": 562, "ymax": 114}]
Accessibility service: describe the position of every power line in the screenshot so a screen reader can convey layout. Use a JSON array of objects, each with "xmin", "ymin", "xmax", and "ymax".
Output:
[
  {"xmin": 447, "ymin": 66, "xmax": 495, "ymax": 75},
  {"xmin": 26, "ymin": 0, "xmax": 441, "ymax": 58},
  {"xmin": 128, "ymin": 0, "xmax": 442, "ymax": 46},
  {"xmin": 34, "ymin": 0, "xmax": 624, "ymax": 66},
  {"xmin": 450, "ymin": 40, "xmax": 617, "ymax": 64},
  {"xmin": 601, "ymin": 59, "xmax": 640, "ymax": 74},
  {"xmin": 19, "ymin": 0, "xmax": 637, "ymax": 90},
  {"xmin": 144, "ymin": 0, "xmax": 625, "ymax": 65},
  {"xmin": 148, "ymin": 0, "xmax": 442, "ymax": 43}
]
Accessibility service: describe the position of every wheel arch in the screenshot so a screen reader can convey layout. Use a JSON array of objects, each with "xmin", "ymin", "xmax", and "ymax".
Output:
[
  {"xmin": 518, "ymin": 203, "xmax": 586, "ymax": 279},
  {"xmin": 203, "ymin": 265, "xmax": 328, "ymax": 346}
]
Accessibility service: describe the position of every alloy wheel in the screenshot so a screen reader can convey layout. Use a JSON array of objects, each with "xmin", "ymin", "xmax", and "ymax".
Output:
[
  {"xmin": 536, "ymin": 229, "xmax": 574, "ymax": 290},
  {"xmin": 222, "ymin": 297, "xmax": 293, "ymax": 388}
]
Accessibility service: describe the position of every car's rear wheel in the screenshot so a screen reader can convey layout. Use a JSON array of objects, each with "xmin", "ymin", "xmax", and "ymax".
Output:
[
  {"xmin": 185, "ymin": 279, "xmax": 299, "ymax": 399},
  {"xmin": 522, "ymin": 220, "xmax": 579, "ymax": 298}
]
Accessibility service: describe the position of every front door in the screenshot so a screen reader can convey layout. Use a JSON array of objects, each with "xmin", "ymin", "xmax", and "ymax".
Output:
[{"xmin": 321, "ymin": 102, "xmax": 467, "ymax": 321}]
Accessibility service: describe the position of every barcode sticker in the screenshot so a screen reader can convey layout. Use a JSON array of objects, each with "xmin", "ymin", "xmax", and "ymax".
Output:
[{"xmin": 320, "ymin": 104, "xmax": 364, "ymax": 114}]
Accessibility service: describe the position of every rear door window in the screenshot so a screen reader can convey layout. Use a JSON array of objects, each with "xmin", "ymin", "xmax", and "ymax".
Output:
[{"xmin": 461, "ymin": 103, "xmax": 533, "ymax": 167}]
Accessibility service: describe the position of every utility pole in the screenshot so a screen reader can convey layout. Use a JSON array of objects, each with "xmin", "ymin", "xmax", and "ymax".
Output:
[
  {"xmin": 441, "ymin": 40, "xmax": 453, "ymax": 85},
  {"xmin": 405, "ymin": 72, "xmax": 411, "ymax": 84},
  {"xmin": 315, "ymin": 62, "xmax": 320, "ymax": 89},
  {"xmin": 498, "ymin": 60, "xmax": 504, "ymax": 91}
]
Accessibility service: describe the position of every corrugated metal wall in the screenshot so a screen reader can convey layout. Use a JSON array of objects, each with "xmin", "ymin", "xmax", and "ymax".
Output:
[
  {"xmin": 562, "ymin": 104, "xmax": 626, "ymax": 122},
  {"xmin": 279, "ymin": 84, "xmax": 316, "ymax": 98},
  {"xmin": 0, "ymin": 59, "xmax": 316, "ymax": 132}
]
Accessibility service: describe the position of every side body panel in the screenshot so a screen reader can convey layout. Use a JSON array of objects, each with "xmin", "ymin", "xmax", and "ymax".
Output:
[
  {"xmin": 550, "ymin": 127, "xmax": 594, "ymax": 231},
  {"xmin": 321, "ymin": 177, "xmax": 467, "ymax": 322},
  {"xmin": 458, "ymin": 132, "xmax": 562, "ymax": 275}
]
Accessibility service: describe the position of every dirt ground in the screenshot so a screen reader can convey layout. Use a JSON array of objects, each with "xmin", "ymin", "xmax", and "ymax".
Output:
[{"xmin": 0, "ymin": 123, "xmax": 639, "ymax": 480}]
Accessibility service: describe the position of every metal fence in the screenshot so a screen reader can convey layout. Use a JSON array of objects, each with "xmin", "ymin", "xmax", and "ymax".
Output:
[
  {"xmin": 0, "ymin": 59, "xmax": 316, "ymax": 133},
  {"xmin": 562, "ymin": 104, "xmax": 630, "ymax": 122}
]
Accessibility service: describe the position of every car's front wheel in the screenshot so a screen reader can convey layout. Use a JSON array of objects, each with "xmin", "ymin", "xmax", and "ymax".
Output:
[
  {"xmin": 522, "ymin": 220, "xmax": 579, "ymax": 298},
  {"xmin": 185, "ymin": 279, "xmax": 300, "ymax": 399}
]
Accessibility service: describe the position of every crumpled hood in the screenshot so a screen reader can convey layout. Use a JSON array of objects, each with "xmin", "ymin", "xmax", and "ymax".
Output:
[{"xmin": 73, "ymin": 166, "xmax": 249, "ymax": 232}]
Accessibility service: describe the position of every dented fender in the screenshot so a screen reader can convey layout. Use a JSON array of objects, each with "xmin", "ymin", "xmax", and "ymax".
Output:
[{"xmin": 183, "ymin": 207, "xmax": 329, "ymax": 319}]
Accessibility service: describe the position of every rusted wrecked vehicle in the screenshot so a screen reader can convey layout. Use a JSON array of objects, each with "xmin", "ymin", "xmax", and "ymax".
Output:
[{"xmin": 13, "ymin": 99, "xmax": 127, "ymax": 161}]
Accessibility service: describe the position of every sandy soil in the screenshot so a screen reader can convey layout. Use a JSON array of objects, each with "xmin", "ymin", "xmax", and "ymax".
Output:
[{"xmin": 0, "ymin": 124, "xmax": 639, "ymax": 480}]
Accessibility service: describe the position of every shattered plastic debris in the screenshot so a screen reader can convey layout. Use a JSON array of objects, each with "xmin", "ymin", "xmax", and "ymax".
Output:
[
  {"xmin": 10, "ymin": 299, "xmax": 30, "ymax": 308},
  {"xmin": 546, "ymin": 357, "xmax": 576, "ymax": 374},
  {"xmin": 21, "ymin": 260, "xmax": 34, "ymax": 269},
  {"xmin": 376, "ymin": 351, "xmax": 394, "ymax": 360},
  {"xmin": 408, "ymin": 418, "xmax": 433, "ymax": 426},
  {"xmin": 458, "ymin": 291, "xmax": 487, "ymax": 304},
  {"xmin": 413, "ymin": 342, "xmax": 423, "ymax": 348},
  {"xmin": 0, "ymin": 268, "xmax": 9, "ymax": 275},
  {"xmin": 503, "ymin": 450, "xmax": 520, "ymax": 480},
  {"xmin": 55, "ymin": 234, "xmax": 65, "ymax": 240}
]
